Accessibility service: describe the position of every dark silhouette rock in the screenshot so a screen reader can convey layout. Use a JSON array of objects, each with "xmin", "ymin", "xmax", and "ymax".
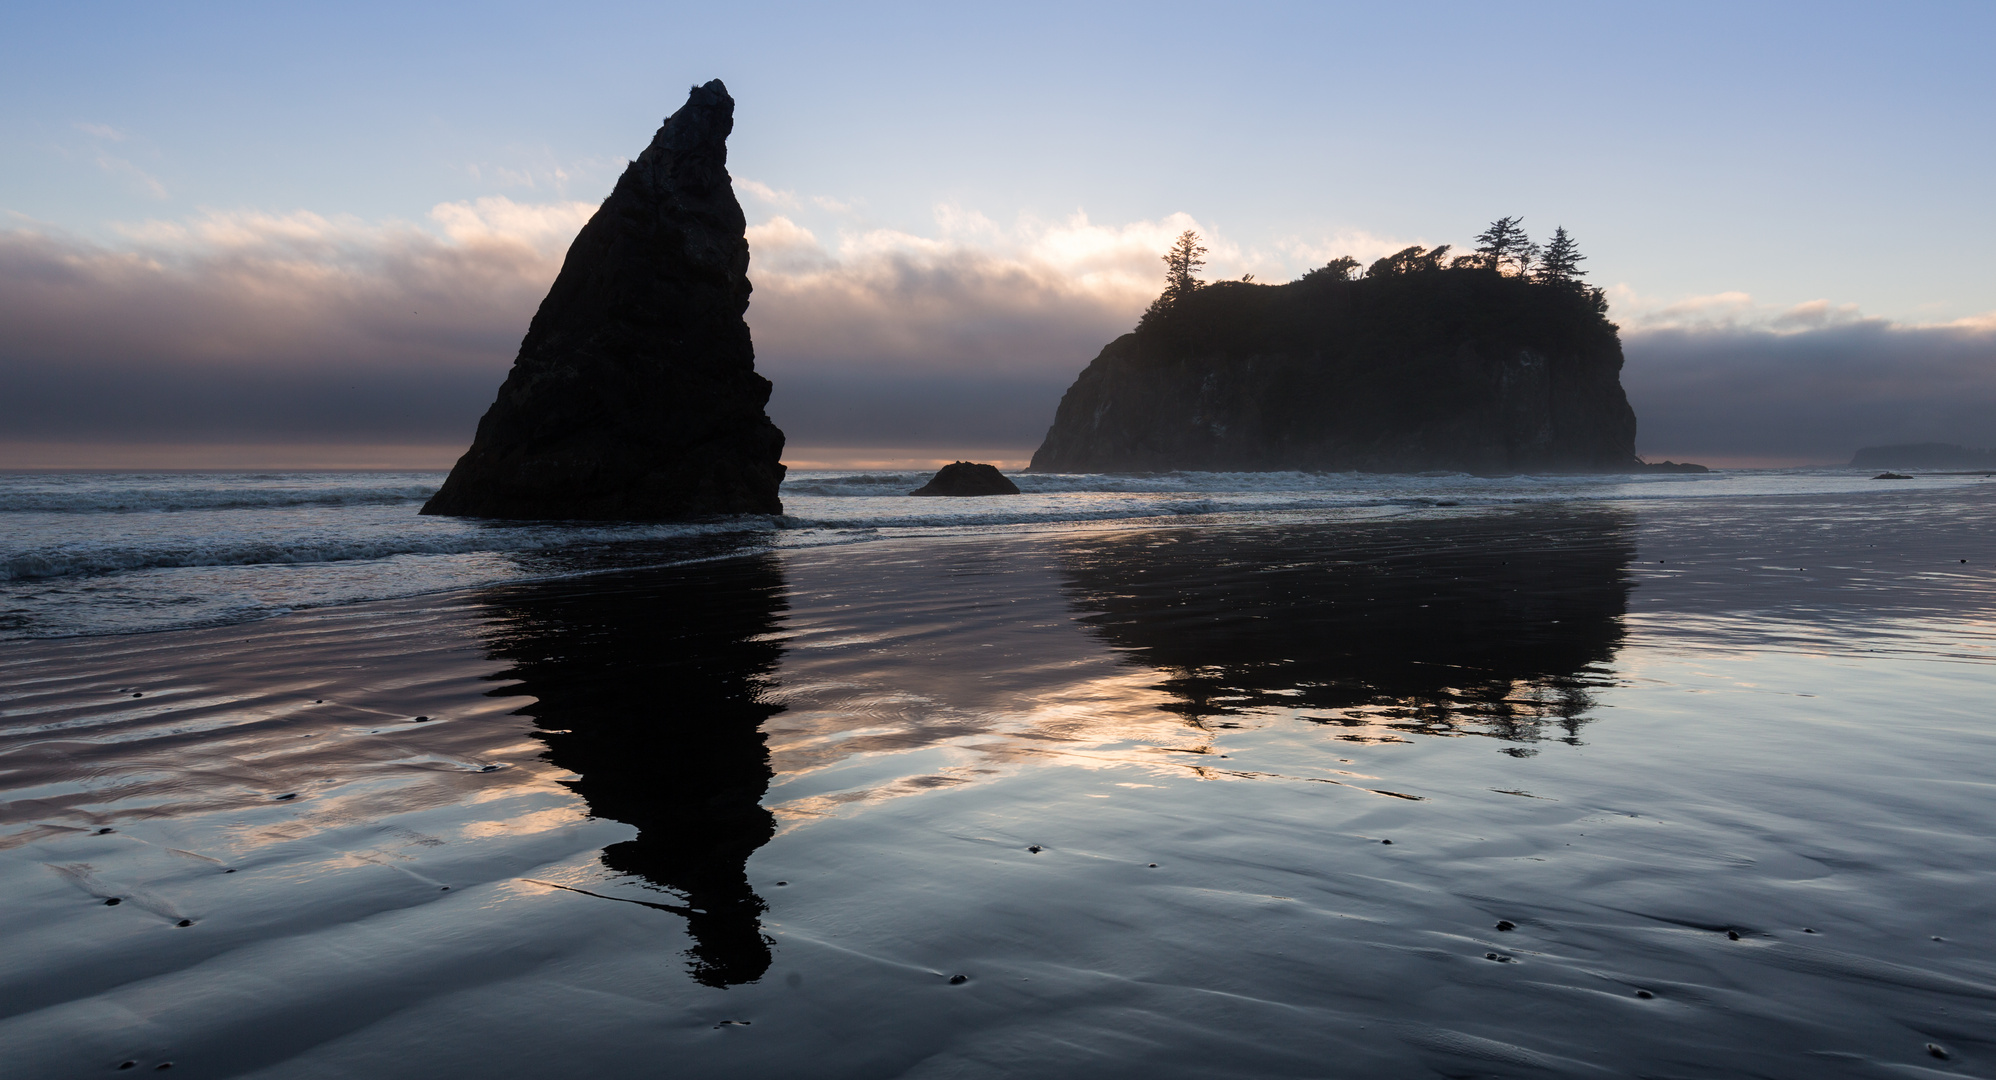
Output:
[
  {"xmin": 909, "ymin": 462, "xmax": 1020, "ymax": 496},
  {"xmin": 1636, "ymin": 460, "xmax": 1710, "ymax": 474},
  {"xmin": 1872, "ymin": 472, "xmax": 1913, "ymax": 480},
  {"xmin": 423, "ymin": 80, "xmax": 785, "ymax": 520},
  {"xmin": 479, "ymin": 554, "xmax": 788, "ymax": 987},
  {"xmin": 1030, "ymin": 270, "xmax": 1638, "ymax": 474}
]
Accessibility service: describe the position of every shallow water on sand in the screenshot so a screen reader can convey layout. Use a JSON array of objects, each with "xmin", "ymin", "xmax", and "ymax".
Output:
[{"xmin": 1, "ymin": 489, "xmax": 1993, "ymax": 1077}]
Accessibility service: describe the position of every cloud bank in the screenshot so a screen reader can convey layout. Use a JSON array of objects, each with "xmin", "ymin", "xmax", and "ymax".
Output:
[
  {"xmin": 1619, "ymin": 296, "xmax": 1996, "ymax": 464},
  {"xmin": 4, "ymin": 195, "xmax": 1992, "ymax": 468}
]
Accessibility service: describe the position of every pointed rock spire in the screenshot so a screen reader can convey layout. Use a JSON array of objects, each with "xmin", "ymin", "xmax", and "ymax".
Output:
[{"xmin": 423, "ymin": 79, "xmax": 785, "ymax": 520}]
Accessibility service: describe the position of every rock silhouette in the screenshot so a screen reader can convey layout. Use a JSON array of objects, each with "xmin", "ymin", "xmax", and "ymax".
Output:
[
  {"xmin": 909, "ymin": 462, "xmax": 1021, "ymax": 496},
  {"xmin": 1031, "ymin": 269, "xmax": 1637, "ymax": 474},
  {"xmin": 423, "ymin": 80, "xmax": 785, "ymax": 520},
  {"xmin": 478, "ymin": 553, "xmax": 789, "ymax": 987}
]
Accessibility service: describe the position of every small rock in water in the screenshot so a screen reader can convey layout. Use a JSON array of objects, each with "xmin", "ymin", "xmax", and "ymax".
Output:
[
  {"xmin": 1483, "ymin": 952, "xmax": 1514, "ymax": 963},
  {"xmin": 1802, "ymin": 927, "xmax": 1816, "ymax": 933},
  {"xmin": 1872, "ymin": 472, "xmax": 1912, "ymax": 480},
  {"xmin": 1727, "ymin": 930, "xmax": 1741, "ymax": 940},
  {"xmin": 1148, "ymin": 863, "xmax": 1159, "ymax": 868},
  {"xmin": 155, "ymin": 1064, "xmax": 172, "ymax": 1071},
  {"xmin": 176, "ymin": 920, "xmax": 192, "ymax": 928},
  {"xmin": 439, "ymin": 886, "xmax": 451, "ymax": 891},
  {"xmin": 412, "ymin": 716, "xmax": 431, "ymax": 723},
  {"xmin": 1028, "ymin": 845, "xmax": 1043, "ymax": 853},
  {"xmin": 104, "ymin": 898, "xmax": 122, "ymax": 906},
  {"xmin": 1495, "ymin": 920, "xmax": 1515, "ymax": 931},
  {"xmin": 949, "ymin": 974, "xmax": 969, "ymax": 985},
  {"xmin": 774, "ymin": 881, "xmax": 788, "ymax": 886},
  {"xmin": 118, "ymin": 1062, "xmax": 137, "ymax": 1070},
  {"xmin": 132, "ymin": 693, "xmax": 143, "ymax": 698},
  {"xmin": 1380, "ymin": 839, "xmax": 1392, "ymax": 845},
  {"xmin": 274, "ymin": 793, "xmax": 297, "ymax": 801},
  {"xmin": 714, "ymin": 1019, "xmax": 751, "ymax": 1028},
  {"xmin": 97, "ymin": 827, "xmax": 115, "ymax": 834},
  {"xmin": 1635, "ymin": 989, "xmax": 1654, "ymax": 999},
  {"xmin": 479, "ymin": 764, "xmax": 500, "ymax": 772},
  {"xmin": 1928, "ymin": 1043, "xmax": 1951, "ymax": 1060},
  {"xmin": 908, "ymin": 462, "xmax": 1021, "ymax": 497}
]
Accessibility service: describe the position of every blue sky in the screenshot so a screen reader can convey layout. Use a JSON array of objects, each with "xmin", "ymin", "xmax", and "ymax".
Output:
[{"xmin": 3, "ymin": 1, "xmax": 1994, "ymax": 466}]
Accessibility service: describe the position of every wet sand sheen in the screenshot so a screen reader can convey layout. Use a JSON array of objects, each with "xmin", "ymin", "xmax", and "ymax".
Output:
[{"xmin": 2, "ymin": 497, "xmax": 1993, "ymax": 1077}]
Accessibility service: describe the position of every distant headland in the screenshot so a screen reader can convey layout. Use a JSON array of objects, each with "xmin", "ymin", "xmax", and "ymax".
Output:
[
  {"xmin": 1850, "ymin": 443, "xmax": 1996, "ymax": 470},
  {"xmin": 1031, "ymin": 221, "xmax": 1647, "ymax": 475}
]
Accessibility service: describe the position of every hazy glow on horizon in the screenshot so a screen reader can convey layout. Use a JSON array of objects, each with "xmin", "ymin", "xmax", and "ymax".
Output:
[{"xmin": 3, "ymin": 1, "xmax": 1994, "ymax": 468}]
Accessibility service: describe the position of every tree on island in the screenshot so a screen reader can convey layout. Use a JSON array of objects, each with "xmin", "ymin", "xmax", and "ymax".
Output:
[
  {"xmin": 1367, "ymin": 244, "xmax": 1451, "ymax": 277},
  {"xmin": 1300, "ymin": 255, "xmax": 1361, "ymax": 283},
  {"xmin": 1535, "ymin": 226, "xmax": 1586, "ymax": 285},
  {"xmin": 1142, "ymin": 229, "xmax": 1210, "ymax": 325},
  {"xmin": 1474, "ymin": 216, "xmax": 1538, "ymax": 277}
]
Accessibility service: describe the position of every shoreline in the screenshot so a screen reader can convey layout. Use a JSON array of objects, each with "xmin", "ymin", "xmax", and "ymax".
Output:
[{"xmin": 2, "ymin": 493, "xmax": 1993, "ymax": 1076}]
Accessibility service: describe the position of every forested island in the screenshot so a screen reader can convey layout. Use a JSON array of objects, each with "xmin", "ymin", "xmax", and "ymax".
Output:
[{"xmin": 1031, "ymin": 220, "xmax": 1643, "ymax": 474}]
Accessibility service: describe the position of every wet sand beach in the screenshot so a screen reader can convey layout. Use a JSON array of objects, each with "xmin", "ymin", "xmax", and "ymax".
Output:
[{"xmin": 3, "ymin": 487, "xmax": 1994, "ymax": 1077}]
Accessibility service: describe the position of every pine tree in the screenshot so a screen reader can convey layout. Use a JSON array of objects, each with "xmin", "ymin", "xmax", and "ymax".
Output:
[
  {"xmin": 1160, "ymin": 230, "xmax": 1208, "ymax": 305},
  {"xmin": 1141, "ymin": 230, "xmax": 1209, "ymax": 327},
  {"xmin": 1473, "ymin": 216, "xmax": 1533, "ymax": 276},
  {"xmin": 1535, "ymin": 226, "xmax": 1587, "ymax": 285}
]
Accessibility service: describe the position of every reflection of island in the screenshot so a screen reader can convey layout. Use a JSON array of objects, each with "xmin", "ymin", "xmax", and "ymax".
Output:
[
  {"xmin": 479, "ymin": 554, "xmax": 788, "ymax": 987},
  {"xmin": 1055, "ymin": 510, "xmax": 1633, "ymax": 745}
]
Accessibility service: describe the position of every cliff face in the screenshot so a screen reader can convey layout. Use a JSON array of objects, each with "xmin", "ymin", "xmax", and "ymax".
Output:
[
  {"xmin": 423, "ymin": 80, "xmax": 785, "ymax": 520},
  {"xmin": 1030, "ymin": 270, "xmax": 1637, "ymax": 474}
]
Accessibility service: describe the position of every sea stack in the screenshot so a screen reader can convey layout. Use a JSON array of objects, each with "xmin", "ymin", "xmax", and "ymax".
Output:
[
  {"xmin": 909, "ymin": 462, "xmax": 1021, "ymax": 496},
  {"xmin": 422, "ymin": 80, "xmax": 785, "ymax": 520},
  {"xmin": 1031, "ymin": 260, "xmax": 1638, "ymax": 474}
]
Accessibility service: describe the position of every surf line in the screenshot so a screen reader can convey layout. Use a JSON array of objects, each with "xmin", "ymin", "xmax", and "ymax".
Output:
[{"xmin": 518, "ymin": 877, "xmax": 693, "ymax": 915}]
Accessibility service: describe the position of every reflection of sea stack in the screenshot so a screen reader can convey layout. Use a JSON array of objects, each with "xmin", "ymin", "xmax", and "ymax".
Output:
[
  {"xmin": 909, "ymin": 462, "xmax": 1021, "ymax": 496},
  {"xmin": 1056, "ymin": 511, "xmax": 1633, "ymax": 741},
  {"xmin": 423, "ymin": 80, "xmax": 785, "ymax": 520},
  {"xmin": 479, "ymin": 555, "xmax": 788, "ymax": 987}
]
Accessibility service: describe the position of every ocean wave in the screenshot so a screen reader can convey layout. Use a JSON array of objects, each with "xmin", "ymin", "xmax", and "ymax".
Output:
[
  {"xmin": 1, "ymin": 519, "xmax": 771, "ymax": 582},
  {"xmin": 0, "ymin": 484, "xmax": 441, "ymax": 514},
  {"xmin": 780, "ymin": 469, "xmax": 1491, "ymax": 498}
]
